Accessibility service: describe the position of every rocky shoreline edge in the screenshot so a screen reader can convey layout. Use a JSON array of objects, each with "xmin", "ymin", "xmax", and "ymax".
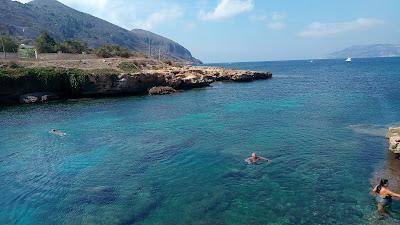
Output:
[
  {"xmin": 0, "ymin": 64, "xmax": 272, "ymax": 105},
  {"xmin": 387, "ymin": 127, "xmax": 400, "ymax": 155}
]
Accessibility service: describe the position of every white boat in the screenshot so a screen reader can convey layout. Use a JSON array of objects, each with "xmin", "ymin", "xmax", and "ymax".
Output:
[{"xmin": 346, "ymin": 57, "xmax": 352, "ymax": 62}]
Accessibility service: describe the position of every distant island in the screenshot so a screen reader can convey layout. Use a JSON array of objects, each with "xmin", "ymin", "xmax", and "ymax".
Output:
[
  {"xmin": 327, "ymin": 44, "xmax": 400, "ymax": 59},
  {"xmin": 0, "ymin": 0, "xmax": 201, "ymax": 64}
]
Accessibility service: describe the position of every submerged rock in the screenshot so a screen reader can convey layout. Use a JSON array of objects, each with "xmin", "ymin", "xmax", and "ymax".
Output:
[
  {"xmin": 81, "ymin": 185, "xmax": 118, "ymax": 204},
  {"xmin": 19, "ymin": 92, "xmax": 59, "ymax": 104},
  {"xmin": 387, "ymin": 127, "xmax": 400, "ymax": 153},
  {"xmin": 148, "ymin": 86, "xmax": 176, "ymax": 95}
]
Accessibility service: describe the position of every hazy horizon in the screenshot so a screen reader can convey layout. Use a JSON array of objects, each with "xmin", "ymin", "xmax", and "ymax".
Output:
[{"xmin": 15, "ymin": 0, "xmax": 400, "ymax": 63}]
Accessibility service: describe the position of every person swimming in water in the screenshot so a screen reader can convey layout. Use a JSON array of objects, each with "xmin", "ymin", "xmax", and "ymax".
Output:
[
  {"xmin": 50, "ymin": 129, "xmax": 66, "ymax": 136},
  {"xmin": 373, "ymin": 179, "xmax": 400, "ymax": 215},
  {"xmin": 245, "ymin": 153, "xmax": 270, "ymax": 164}
]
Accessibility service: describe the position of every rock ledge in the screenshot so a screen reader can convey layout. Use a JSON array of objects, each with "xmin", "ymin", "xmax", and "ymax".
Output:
[{"xmin": 387, "ymin": 127, "xmax": 400, "ymax": 153}]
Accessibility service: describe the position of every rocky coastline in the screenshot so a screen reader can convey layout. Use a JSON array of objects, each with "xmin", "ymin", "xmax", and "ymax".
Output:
[
  {"xmin": 0, "ymin": 62, "xmax": 272, "ymax": 105},
  {"xmin": 387, "ymin": 127, "xmax": 400, "ymax": 154}
]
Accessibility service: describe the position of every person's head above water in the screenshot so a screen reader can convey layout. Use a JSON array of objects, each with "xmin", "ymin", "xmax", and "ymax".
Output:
[
  {"xmin": 251, "ymin": 153, "xmax": 257, "ymax": 158},
  {"xmin": 376, "ymin": 179, "xmax": 389, "ymax": 193}
]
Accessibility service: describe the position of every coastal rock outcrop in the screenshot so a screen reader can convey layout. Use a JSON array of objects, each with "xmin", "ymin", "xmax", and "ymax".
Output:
[
  {"xmin": 0, "ymin": 62, "xmax": 273, "ymax": 105},
  {"xmin": 82, "ymin": 72, "xmax": 167, "ymax": 96},
  {"xmin": 387, "ymin": 127, "xmax": 400, "ymax": 153},
  {"xmin": 148, "ymin": 86, "xmax": 176, "ymax": 95}
]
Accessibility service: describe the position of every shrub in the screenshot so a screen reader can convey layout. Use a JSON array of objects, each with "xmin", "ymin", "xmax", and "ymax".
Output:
[
  {"xmin": 0, "ymin": 67, "xmax": 90, "ymax": 95},
  {"xmin": 94, "ymin": 45, "xmax": 132, "ymax": 58},
  {"xmin": 18, "ymin": 48, "xmax": 36, "ymax": 58},
  {"xmin": 117, "ymin": 62, "xmax": 140, "ymax": 73},
  {"xmin": 57, "ymin": 40, "xmax": 88, "ymax": 54}
]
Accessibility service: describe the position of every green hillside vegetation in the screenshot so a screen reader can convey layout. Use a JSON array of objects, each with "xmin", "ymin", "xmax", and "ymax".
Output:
[{"xmin": 0, "ymin": 0, "xmax": 201, "ymax": 63}]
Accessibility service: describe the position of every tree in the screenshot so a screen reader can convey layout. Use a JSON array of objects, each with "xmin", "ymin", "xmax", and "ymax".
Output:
[
  {"xmin": 0, "ymin": 34, "xmax": 19, "ymax": 53},
  {"xmin": 57, "ymin": 40, "xmax": 88, "ymax": 54},
  {"xmin": 34, "ymin": 32, "xmax": 57, "ymax": 53}
]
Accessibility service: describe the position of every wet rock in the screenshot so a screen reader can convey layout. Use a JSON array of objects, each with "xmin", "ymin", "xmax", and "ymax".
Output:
[
  {"xmin": 230, "ymin": 72, "xmax": 254, "ymax": 82},
  {"xmin": 148, "ymin": 86, "xmax": 176, "ymax": 95},
  {"xmin": 19, "ymin": 92, "xmax": 59, "ymax": 104},
  {"xmin": 387, "ymin": 127, "xmax": 400, "ymax": 153}
]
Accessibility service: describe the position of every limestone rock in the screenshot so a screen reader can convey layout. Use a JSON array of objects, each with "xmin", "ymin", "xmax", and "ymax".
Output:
[
  {"xmin": 387, "ymin": 127, "xmax": 400, "ymax": 153},
  {"xmin": 148, "ymin": 86, "xmax": 176, "ymax": 95},
  {"xmin": 19, "ymin": 92, "xmax": 59, "ymax": 104}
]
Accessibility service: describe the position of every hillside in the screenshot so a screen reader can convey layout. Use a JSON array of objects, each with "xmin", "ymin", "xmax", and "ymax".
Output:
[
  {"xmin": 327, "ymin": 44, "xmax": 400, "ymax": 59},
  {"xmin": 0, "ymin": 0, "xmax": 201, "ymax": 63}
]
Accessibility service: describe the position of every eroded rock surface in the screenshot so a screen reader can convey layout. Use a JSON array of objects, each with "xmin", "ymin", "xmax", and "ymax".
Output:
[
  {"xmin": 148, "ymin": 86, "xmax": 176, "ymax": 95},
  {"xmin": 387, "ymin": 127, "xmax": 400, "ymax": 153},
  {"xmin": 81, "ymin": 66, "xmax": 272, "ymax": 97},
  {"xmin": 19, "ymin": 92, "xmax": 59, "ymax": 104}
]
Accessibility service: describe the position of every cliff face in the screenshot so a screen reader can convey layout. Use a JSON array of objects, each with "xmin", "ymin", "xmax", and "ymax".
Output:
[
  {"xmin": 0, "ymin": 65, "xmax": 272, "ymax": 105},
  {"xmin": 80, "ymin": 66, "xmax": 272, "ymax": 96}
]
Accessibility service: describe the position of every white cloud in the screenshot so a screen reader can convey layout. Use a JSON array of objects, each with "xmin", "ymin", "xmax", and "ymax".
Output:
[
  {"xmin": 250, "ymin": 14, "xmax": 267, "ymax": 22},
  {"xmin": 298, "ymin": 18, "xmax": 383, "ymax": 38},
  {"xmin": 268, "ymin": 21, "xmax": 285, "ymax": 30},
  {"xmin": 272, "ymin": 12, "xmax": 285, "ymax": 21},
  {"xmin": 267, "ymin": 12, "xmax": 285, "ymax": 30},
  {"xmin": 251, "ymin": 11, "xmax": 286, "ymax": 30},
  {"xmin": 134, "ymin": 6, "xmax": 184, "ymax": 30},
  {"xmin": 200, "ymin": 0, "xmax": 254, "ymax": 21}
]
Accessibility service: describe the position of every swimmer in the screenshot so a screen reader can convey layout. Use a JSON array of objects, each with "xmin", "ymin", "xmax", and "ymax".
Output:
[
  {"xmin": 245, "ymin": 152, "xmax": 270, "ymax": 164},
  {"xmin": 373, "ymin": 179, "xmax": 400, "ymax": 215},
  {"xmin": 50, "ymin": 129, "xmax": 66, "ymax": 136}
]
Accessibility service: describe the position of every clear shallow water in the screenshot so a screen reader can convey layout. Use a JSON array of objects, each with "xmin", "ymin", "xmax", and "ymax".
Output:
[{"xmin": 1, "ymin": 57, "xmax": 400, "ymax": 225}]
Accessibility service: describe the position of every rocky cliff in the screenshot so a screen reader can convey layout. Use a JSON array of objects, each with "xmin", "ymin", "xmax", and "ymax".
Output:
[
  {"xmin": 0, "ymin": 63, "xmax": 272, "ymax": 105},
  {"xmin": 79, "ymin": 66, "xmax": 272, "ymax": 97}
]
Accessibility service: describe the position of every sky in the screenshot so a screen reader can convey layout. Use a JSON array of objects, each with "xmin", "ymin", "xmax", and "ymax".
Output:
[{"xmin": 15, "ymin": 0, "xmax": 400, "ymax": 62}]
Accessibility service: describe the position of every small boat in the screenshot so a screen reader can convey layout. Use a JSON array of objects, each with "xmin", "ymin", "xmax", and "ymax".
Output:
[{"xmin": 346, "ymin": 57, "xmax": 352, "ymax": 62}]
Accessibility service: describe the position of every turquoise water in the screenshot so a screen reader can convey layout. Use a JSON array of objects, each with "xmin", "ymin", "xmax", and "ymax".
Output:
[{"xmin": 1, "ymin": 57, "xmax": 400, "ymax": 225}]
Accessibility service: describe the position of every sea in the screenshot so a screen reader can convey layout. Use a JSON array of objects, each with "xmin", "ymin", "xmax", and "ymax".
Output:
[{"xmin": 1, "ymin": 57, "xmax": 400, "ymax": 225}]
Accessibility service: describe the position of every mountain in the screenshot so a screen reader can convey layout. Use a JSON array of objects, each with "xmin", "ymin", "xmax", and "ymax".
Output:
[
  {"xmin": 131, "ymin": 29, "xmax": 200, "ymax": 63},
  {"xmin": 327, "ymin": 44, "xmax": 400, "ymax": 59},
  {"xmin": 0, "ymin": 0, "xmax": 201, "ymax": 63}
]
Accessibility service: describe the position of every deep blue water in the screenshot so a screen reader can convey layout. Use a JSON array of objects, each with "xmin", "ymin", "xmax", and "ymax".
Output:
[{"xmin": 1, "ymin": 57, "xmax": 400, "ymax": 225}]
